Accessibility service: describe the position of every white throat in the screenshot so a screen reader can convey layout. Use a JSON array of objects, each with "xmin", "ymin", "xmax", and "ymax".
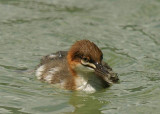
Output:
[{"xmin": 74, "ymin": 64, "xmax": 103, "ymax": 92}]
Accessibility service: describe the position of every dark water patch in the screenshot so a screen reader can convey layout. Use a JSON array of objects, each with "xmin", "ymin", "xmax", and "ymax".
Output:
[
  {"xmin": 0, "ymin": 82, "xmax": 22, "ymax": 88},
  {"xmin": 0, "ymin": 0, "xmax": 87, "ymax": 13},
  {"xmin": 0, "ymin": 64, "xmax": 28, "ymax": 71},
  {"xmin": 126, "ymin": 86, "xmax": 147, "ymax": 92},
  {"xmin": 0, "ymin": 106, "xmax": 30, "ymax": 114},
  {"xmin": 1, "ymin": 17, "xmax": 63, "ymax": 26},
  {"xmin": 148, "ymin": 76, "xmax": 160, "ymax": 81}
]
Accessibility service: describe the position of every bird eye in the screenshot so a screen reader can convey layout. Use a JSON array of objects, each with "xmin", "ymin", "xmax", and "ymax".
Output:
[{"xmin": 83, "ymin": 57, "xmax": 89, "ymax": 62}]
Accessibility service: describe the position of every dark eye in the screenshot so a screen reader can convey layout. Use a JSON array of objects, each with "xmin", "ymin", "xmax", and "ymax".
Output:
[{"xmin": 83, "ymin": 57, "xmax": 89, "ymax": 62}]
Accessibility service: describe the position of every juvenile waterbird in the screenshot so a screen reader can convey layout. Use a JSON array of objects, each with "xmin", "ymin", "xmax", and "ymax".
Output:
[{"xmin": 36, "ymin": 40, "xmax": 119, "ymax": 92}]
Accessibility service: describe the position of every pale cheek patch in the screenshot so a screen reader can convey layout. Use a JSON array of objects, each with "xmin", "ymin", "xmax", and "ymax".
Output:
[
  {"xmin": 44, "ymin": 67, "xmax": 60, "ymax": 83},
  {"xmin": 36, "ymin": 65, "xmax": 45, "ymax": 79},
  {"xmin": 76, "ymin": 64, "xmax": 94, "ymax": 72}
]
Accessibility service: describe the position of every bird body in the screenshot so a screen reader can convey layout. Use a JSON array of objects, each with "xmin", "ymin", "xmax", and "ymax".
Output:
[{"xmin": 36, "ymin": 40, "xmax": 119, "ymax": 92}]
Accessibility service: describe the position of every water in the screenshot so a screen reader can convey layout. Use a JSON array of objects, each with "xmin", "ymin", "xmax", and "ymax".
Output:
[{"xmin": 0, "ymin": 0, "xmax": 160, "ymax": 113}]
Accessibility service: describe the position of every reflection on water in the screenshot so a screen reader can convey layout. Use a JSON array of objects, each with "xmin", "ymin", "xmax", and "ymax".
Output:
[
  {"xmin": 0, "ymin": 0, "xmax": 160, "ymax": 113},
  {"xmin": 69, "ymin": 92, "xmax": 107, "ymax": 114}
]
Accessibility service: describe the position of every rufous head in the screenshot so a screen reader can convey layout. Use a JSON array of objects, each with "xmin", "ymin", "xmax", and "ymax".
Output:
[
  {"xmin": 67, "ymin": 40, "xmax": 103, "ymax": 67},
  {"xmin": 67, "ymin": 40, "xmax": 118, "ymax": 84}
]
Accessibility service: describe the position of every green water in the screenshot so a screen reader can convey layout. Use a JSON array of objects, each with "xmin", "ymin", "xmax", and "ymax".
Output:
[{"xmin": 0, "ymin": 0, "xmax": 160, "ymax": 113}]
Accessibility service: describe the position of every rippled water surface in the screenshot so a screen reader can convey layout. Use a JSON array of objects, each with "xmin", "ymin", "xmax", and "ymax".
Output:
[{"xmin": 1, "ymin": 0, "xmax": 160, "ymax": 113}]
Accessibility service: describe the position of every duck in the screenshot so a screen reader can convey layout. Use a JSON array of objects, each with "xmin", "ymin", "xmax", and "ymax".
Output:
[{"xmin": 36, "ymin": 40, "xmax": 119, "ymax": 92}]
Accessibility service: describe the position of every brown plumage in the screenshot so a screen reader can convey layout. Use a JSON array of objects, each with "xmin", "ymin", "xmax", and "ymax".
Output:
[
  {"xmin": 36, "ymin": 40, "xmax": 119, "ymax": 92},
  {"xmin": 67, "ymin": 40, "xmax": 103, "ymax": 63}
]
